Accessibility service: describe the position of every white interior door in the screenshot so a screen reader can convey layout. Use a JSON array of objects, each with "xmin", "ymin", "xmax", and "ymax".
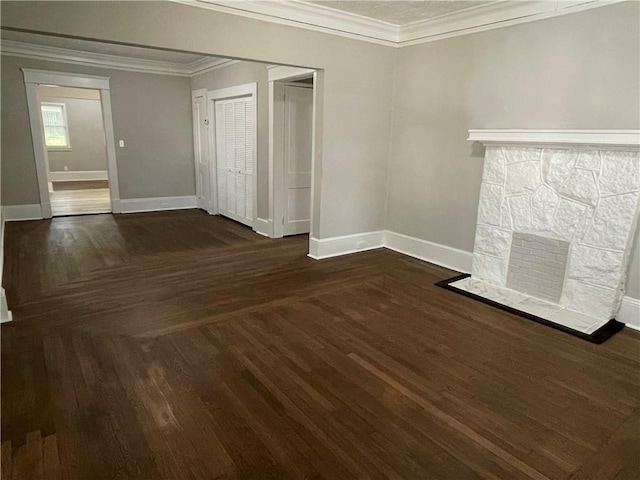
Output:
[
  {"xmin": 214, "ymin": 96, "xmax": 254, "ymax": 227},
  {"xmin": 283, "ymin": 84, "xmax": 313, "ymax": 236},
  {"xmin": 192, "ymin": 90, "xmax": 211, "ymax": 212}
]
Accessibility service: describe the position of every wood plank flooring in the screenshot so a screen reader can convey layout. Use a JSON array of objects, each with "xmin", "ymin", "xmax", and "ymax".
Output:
[
  {"xmin": 49, "ymin": 181, "xmax": 110, "ymax": 216},
  {"xmin": 2, "ymin": 210, "xmax": 639, "ymax": 479}
]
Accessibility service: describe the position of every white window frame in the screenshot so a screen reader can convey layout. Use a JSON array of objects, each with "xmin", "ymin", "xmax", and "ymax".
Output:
[{"xmin": 40, "ymin": 102, "xmax": 72, "ymax": 150}]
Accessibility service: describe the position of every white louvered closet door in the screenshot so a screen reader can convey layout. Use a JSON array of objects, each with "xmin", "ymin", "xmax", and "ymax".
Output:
[{"xmin": 214, "ymin": 96, "xmax": 254, "ymax": 227}]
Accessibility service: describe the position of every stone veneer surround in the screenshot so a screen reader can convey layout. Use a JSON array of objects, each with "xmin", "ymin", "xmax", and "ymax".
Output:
[{"xmin": 450, "ymin": 130, "xmax": 640, "ymax": 336}]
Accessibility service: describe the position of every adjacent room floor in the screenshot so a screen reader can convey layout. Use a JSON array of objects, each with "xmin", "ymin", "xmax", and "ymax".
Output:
[
  {"xmin": 1, "ymin": 211, "xmax": 639, "ymax": 479},
  {"xmin": 49, "ymin": 180, "xmax": 111, "ymax": 216}
]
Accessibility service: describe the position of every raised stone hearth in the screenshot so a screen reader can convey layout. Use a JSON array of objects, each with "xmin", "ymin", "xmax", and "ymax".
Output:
[{"xmin": 445, "ymin": 130, "xmax": 640, "ymax": 342}]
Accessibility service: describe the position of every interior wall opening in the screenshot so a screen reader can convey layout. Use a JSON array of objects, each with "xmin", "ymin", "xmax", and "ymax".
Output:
[{"xmin": 37, "ymin": 85, "xmax": 111, "ymax": 216}]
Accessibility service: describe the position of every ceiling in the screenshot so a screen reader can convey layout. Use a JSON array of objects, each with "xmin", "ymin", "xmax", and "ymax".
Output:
[
  {"xmin": 304, "ymin": 0, "xmax": 496, "ymax": 26},
  {"xmin": 1, "ymin": 30, "xmax": 216, "ymax": 64}
]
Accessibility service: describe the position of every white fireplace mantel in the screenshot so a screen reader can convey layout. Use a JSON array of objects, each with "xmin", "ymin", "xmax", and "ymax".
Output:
[{"xmin": 468, "ymin": 129, "xmax": 640, "ymax": 149}]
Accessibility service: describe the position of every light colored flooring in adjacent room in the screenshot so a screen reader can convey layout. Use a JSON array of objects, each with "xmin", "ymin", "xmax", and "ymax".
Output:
[
  {"xmin": 1, "ymin": 211, "xmax": 639, "ymax": 479},
  {"xmin": 50, "ymin": 180, "xmax": 111, "ymax": 216}
]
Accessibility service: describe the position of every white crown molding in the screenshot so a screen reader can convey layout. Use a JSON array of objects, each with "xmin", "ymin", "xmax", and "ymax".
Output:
[
  {"xmin": 2, "ymin": 39, "xmax": 192, "ymax": 76},
  {"xmin": 400, "ymin": 0, "xmax": 627, "ymax": 46},
  {"xmin": 173, "ymin": 0, "xmax": 398, "ymax": 46},
  {"xmin": 267, "ymin": 65, "xmax": 315, "ymax": 82},
  {"xmin": 399, "ymin": 0, "xmax": 552, "ymax": 44},
  {"xmin": 187, "ymin": 57, "xmax": 241, "ymax": 76},
  {"xmin": 173, "ymin": 0, "xmax": 625, "ymax": 48},
  {"xmin": 468, "ymin": 129, "xmax": 640, "ymax": 148},
  {"xmin": 1, "ymin": 39, "xmax": 239, "ymax": 77}
]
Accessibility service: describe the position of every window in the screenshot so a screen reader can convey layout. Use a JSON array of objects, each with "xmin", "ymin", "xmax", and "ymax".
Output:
[{"xmin": 40, "ymin": 103, "xmax": 70, "ymax": 149}]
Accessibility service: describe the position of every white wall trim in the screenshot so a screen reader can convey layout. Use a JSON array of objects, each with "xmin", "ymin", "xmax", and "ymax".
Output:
[
  {"xmin": 308, "ymin": 231, "xmax": 385, "ymax": 260},
  {"xmin": 49, "ymin": 170, "xmax": 109, "ymax": 182},
  {"xmin": 468, "ymin": 129, "xmax": 640, "ymax": 148},
  {"xmin": 308, "ymin": 229, "xmax": 640, "ymax": 330},
  {"xmin": 269, "ymin": 68, "xmax": 318, "ymax": 239},
  {"xmin": 188, "ymin": 58, "xmax": 241, "ymax": 76},
  {"xmin": 618, "ymin": 296, "xmax": 640, "ymax": 331},
  {"xmin": 253, "ymin": 217, "xmax": 272, "ymax": 237},
  {"xmin": 173, "ymin": 0, "xmax": 624, "ymax": 48},
  {"xmin": 267, "ymin": 65, "xmax": 316, "ymax": 82},
  {"xmin": 22, "ymin": 68, "xmax": 122, "ymax": 215},
  {"xmin": 309, "ymin": 230, "xmax": 473, "ymax": 273},
  {"xmin": 119, "ymin": 196, "xmax": 197, "ymax": 214},
  {"xmin": 398, "ymin": 0, "xmax": 626, "ymax": 46},
  {"xmin": 207, "ymin": 82, "xmax": 257, "ymax": 101},
  {"xmin": 384, "ymin": 231, "xmax": 473, "ymax": 274},
  {"xmin": 308, "ymin": 229, "xmax": 472, "ymax": 270},
  {"xmin": 0, "ymin": 216, "xmax": 11, "ymax": 322},
  {"xmin": 3, "ymin": 40, "xmax": 240, "ymax": 77},
  {"xmin": 174, "ymin": 0, "xmax": 398, "ymax": 47},
  {"xmin": 1, "ymin": 204, "xmax": 44, "ymax": 221},
  {"xmin": 22, "ymin": 67, "xmax": 111, "ymax": 89},
  {"xmin": 23, "ymin": 80, "xmax": 54, "ymax": 218},
  {"xmin": 0, "ymin": 288, "xmax": 12, "ymax": 323}
]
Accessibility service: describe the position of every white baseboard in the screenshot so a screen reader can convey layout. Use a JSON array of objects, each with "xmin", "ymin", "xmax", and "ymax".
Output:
[
  {"xmin": 308, "ymin": 231, "xmax": 385, "ymax": 259},
  {"xmin": 0, "ymin": 288, "xmax": 11, "ymax": 323},
  {"xmin": 618, "ymin": 296, "xmax": 640, "ymax": 331},
  {"xmin": 1, "ymin": 204, "xmax": 43, "ymax": 221},
  {"xmin": 384, "ymin": 231, "xmax": 473, "ymax": 273},
  {"xmin": 119, "ymin": 196, "xmax": 197, "ymax": 214},
  {"xmin": 253, "ymin": 217, "xmax": 271, "ymax": 237},
  {"xmin": 49, "ymin": 170, "xmax": 108, "ymax": 182},
  {"xmin": 307, "ymin": 229, "xmax": 472, "ymax": 271},
  {"xmin": 309, "ymin": 228, "xmax": 640, "ymax": 332}
]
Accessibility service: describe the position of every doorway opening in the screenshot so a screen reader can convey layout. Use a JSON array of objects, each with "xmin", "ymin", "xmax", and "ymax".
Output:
[
  {"xmin": 268, "ymin": 66, "xmax": 317, "ymax": 239},
  {"xmin": 192, "ymin": 67, "xmax": 318, "ymax": 242},
  {"xmin": 38, "ymin": 85, "xmax": 111, "ymax": 216},
  {"xmin": 275, "ymin": 76, "xmax": 314, "ymax": 236},
  {"xmin": 22, "ymin": 69, "xmax": 121, "ymax": 218}
]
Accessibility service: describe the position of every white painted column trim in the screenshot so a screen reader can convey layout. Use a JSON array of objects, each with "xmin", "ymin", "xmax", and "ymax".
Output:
[
  {"xmin": 21, "ymin": 68, "xmax": 121, "ymax": 215},
  {"xmin": 268, "ymin": 66, "xmax": 318, "ymax": 240},
  {"xmin": 23, "ymin": 81, "xmax": 52, "ymax": 218}
]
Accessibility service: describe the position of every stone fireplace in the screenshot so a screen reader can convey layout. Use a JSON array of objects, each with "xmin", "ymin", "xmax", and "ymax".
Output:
[{"xmin": 443, "ymin": 130, "xmax": 640, "ymax": 342}]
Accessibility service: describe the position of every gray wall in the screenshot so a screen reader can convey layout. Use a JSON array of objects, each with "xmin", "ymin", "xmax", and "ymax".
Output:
[
  {"xmin": 1, "ymin": 55, "xmax": 195, "ymax": 202},
  {"xmin": 191, "ymin": 62, "xmax": 270, "ymax": 219},
  {"xmin": 1, "ymin": 0, "xmax": 396, "ymax": 239},
  {"xmin": 387, "ymin": 1, "xmax": 640, "ymax": 299},
  {"xmin": 39, "ymin": 93, "xmax": 108, "ymax": 172}
]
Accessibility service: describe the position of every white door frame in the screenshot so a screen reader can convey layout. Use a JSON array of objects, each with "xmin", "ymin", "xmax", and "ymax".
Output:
[
  {"xmin": 22, "ymin": 68, "xmax": 121, "ymax": 217},
  {"xmin": 267, "ymin": 66, "xmax": 317, "ymax": 239},
  {"xmin": 207, "ymin": 83, "xmax": 258, "ymax": 227},
  {"xmin": 192, "ymin": 88, "xmax": 211, "ymax": 212}
]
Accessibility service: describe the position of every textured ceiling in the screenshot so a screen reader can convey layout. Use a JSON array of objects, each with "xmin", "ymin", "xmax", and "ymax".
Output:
[
  {"xmin": 305, "ymin": 0, "xmax": 496, "ymax": 25},
  {"xmin": 1, "ymin": 30, "xmax": 216, "ymax": 64}
]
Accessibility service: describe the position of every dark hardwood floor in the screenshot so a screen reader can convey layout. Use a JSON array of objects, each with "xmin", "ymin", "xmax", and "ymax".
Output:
[{"xmin": 2, "ymin": 210, "xmax": 639, "ymax": 479}]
